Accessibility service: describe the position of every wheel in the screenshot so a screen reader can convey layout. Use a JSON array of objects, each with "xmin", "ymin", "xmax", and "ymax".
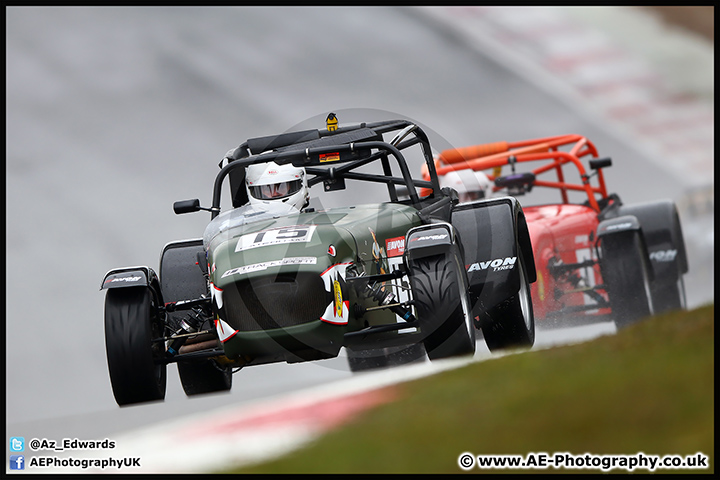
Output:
[
  {"xmin": 175, "ymin": 359, "xmax": 232, "ymax": 395},
  {"xmin": 347, "ymin": 348, "xmax": 388, "ymax": 371},
  {"xmin": 651, "ymin": 276, "xmax": 687, "ymax": 313},
  {"xmin": 408, "ymin": 251, "xmax": 476, "ymax": 361},
  {"xmin": 600, "ymin": 230, "xmax": 654, "ymax": 328},
  {"xmin": 105, "ymin": 287, "xmax": 166, "ymax": 406},
  {"xmin": 481, "ymin": 250, "xmax": 535, "ymax": 352},
  {"xmin": 618, "ymin": 200, "xmax": 688, "ymax": 315},
  {"xmin": 346, "ymin": 343, "xmax": 426, "ymax": 372},
  {"xmin": 160, "ymin": 240, "xmax": 232, "ymax": 396}
]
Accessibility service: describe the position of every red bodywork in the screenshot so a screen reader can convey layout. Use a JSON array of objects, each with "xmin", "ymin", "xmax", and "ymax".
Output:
[
  {"xmin": 524, "ymin": 204, "xmax": 608, "ymax": 321},
  {"xmin": 423, "ymin": 134, "xmax": 617, "ymax": 324}
]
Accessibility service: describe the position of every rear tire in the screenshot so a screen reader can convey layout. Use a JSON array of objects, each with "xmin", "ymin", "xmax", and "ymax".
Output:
[
  {"xmin": 619, "ymin": 200, "xmax": 688, "ymax": 315},
  {"xmin": 651, "ymin": 277, "xmax": 686, "ymax": 313},
  {"xmin": 408, "ymin": 252, "xmax": 475, "ymax": 361},
  {"xmin": 105, "ymin": 287, "xmax": 166, "ymax": 406},
  {"xmin": 481, "ymin": 250, "xmax": 535, "ymax": 352},
  {"xmin": 346, "ymin": 343, "xmax": 426, "ymax": 372},
  {"xmin": 600, "ymin": 231, "xmax": 654, "ymax": 328},
  {"xmin": 160, "ymin": 241, "xmax": 232, "ymax": 396},
  {"xmin": 175, "ymin": 359, "xmax": 232, "ymax": 395}
]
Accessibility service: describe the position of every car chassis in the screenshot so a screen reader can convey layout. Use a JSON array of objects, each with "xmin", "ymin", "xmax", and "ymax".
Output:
[{"xmin": 101, "ymin": 118, "xmax": 537, "ymax": 405}]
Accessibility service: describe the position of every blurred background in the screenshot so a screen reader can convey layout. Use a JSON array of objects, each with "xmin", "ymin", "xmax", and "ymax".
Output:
[{"xmin": 6, "ymin": 6, "xmax": 713, "ymax": 453}]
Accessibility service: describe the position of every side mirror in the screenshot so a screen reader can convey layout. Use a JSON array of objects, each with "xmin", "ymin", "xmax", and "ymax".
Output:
[
  {"xmin": 173, "ymin": 199, "xmax": 201, "ymax": 214},
  {"xmin": 589, "ymin": 157, "xmax": 612, "ymax": 170}
]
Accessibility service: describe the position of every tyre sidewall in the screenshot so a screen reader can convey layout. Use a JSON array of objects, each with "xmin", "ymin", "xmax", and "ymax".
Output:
[
  {"xmin": 600, "ymin": 231, "xmax": 654, "ymax": 328},
  {"xmin": 105, "ymin": 286, "xmax": 166, "ymax": 405}
]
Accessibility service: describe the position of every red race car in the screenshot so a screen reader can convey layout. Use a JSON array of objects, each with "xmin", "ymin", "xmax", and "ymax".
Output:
[{"xmin": 422, "ymin": 134, "xmax": 688, "ymax": 329}]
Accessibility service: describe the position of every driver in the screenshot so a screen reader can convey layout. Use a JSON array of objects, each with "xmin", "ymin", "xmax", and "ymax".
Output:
[
  {"xmin": 439, "ymin": 169, "xmax": 493, "ymax": 203},
  {"xmin": 245, "ymin": 161, "xmax": 310, "ymax": 212}
]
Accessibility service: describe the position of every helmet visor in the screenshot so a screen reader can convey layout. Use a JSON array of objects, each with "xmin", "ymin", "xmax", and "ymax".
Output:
[{"xmin": 250, "ymin": 179, "xmax": 303, "ymax": 200}]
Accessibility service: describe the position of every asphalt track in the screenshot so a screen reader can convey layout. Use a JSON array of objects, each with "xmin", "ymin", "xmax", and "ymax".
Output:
[{"xmin": 6, "ymin": 6, "xmax": 713, "ymax": 473}]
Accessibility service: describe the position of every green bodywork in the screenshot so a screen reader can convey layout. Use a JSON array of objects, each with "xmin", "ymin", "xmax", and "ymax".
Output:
[{"xmin": 206, "ymin": 202, "xmax": 422, "ymax": 364}]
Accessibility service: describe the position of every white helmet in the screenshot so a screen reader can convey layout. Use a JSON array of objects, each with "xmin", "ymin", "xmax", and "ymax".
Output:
[
  {"xmin": 246, "ymin": 161, "xmax": 309, "ymax": 211},
  {"xmin": 439, "ymin": 169, "xmax": 493, "ymax": 203}
]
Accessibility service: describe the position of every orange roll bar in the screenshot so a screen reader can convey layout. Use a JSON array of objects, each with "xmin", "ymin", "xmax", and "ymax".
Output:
[
  {"xmin": 438, "ymin": 141, "xmax": 509, "ymax": 164},
  {"xmin": 424, "ymin": 134, "xmax": 608, "ymax": 210}
]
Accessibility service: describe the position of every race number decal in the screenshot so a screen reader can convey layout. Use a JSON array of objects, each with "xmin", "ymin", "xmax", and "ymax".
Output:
[{"xmin": 235, "ymin": 225, "xmax": 317, "ymax": 252}]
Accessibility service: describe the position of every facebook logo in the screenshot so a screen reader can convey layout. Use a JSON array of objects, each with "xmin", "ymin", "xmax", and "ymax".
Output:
[
  {"xmin": 10, "ymin": 437, "xmax": 25, "ymax": 452},
  {"xmin": 9, "ymin": 455, "xmax": 25, "ymax": 470}
]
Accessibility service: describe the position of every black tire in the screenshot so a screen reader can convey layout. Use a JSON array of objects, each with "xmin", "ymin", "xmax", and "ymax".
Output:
[
  {"xmin": 175, "ymin": 359, "xmax": 232, "ymax": 395},
  {"xmin": 617, "ymin": 200, "xmax": 687, "ymax": 315},
  {"xmin": 105, "ymin": 287, "xmax": 166, "ymax": 406},
  {"xmin": 651, "ymin": 276, "xmax": 687, "ymax": 313},
  {"xmin": 481, "ymin": 250, "xmax": 535, "ymax": 352},
  {"xmin": 160, "ymin": 241, "xmax": 232, "ymax": 396},
  {"xmin": 409, "ymin": 252, "xmax": 475, "ymax": 361},
  {"xmin": 346, "ymin": 343, "xmax": 426, "ymax": 372},
  {"xmin": 600, "ymin": 231, "xmax": 654, "ymax": 328}
]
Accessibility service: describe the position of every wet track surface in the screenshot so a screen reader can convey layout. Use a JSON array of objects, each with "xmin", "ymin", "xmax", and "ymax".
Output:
[{"xmin": 6, "ymin": 7, "xmax": 713, "ymax": 465}]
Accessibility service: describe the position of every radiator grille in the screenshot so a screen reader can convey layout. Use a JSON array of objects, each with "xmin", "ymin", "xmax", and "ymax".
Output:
[{"xmin": 222, "ymin": 273, "xmax": 329, "ymax": 331}]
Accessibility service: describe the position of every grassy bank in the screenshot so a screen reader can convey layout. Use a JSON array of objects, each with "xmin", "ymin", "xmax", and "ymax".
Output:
[{"xmin": 229, "ymin": 304, "xmax": 714, "ymax": 474}]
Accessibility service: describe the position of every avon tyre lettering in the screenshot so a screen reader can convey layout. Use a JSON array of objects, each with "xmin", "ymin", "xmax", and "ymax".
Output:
[
  {"xmin": 467, "ymin": 256, "xmax": 517, "ymax": 272},
  {"xmin": 385, "ymin": 236, "xmax": 405, "ymax": 257},
  {"xmin": 649, "ymin": 249, "xmax": 678, "ymax": 262}
]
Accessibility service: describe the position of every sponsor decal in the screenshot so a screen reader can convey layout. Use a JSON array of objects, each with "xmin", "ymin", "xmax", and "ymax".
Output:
[
  {"xmin": 320, "ymin": 263, "xmax": 352, "ymax": 325},
  {"xmin": 467, "ymin": 256, "xmax": 517, "ymax": 273},
  {"xmin": 319, "ymin": 152, "xmax": 340, "ymax": 163},
  {"xmin": 328, "ymin": 245, "xmax": 336, "ymax": 257},
  {"xmin": 221, "ymin": 257, "xmax": 317, "ymax": 279},
  {"xmin": 105, "ymin": 275, "xmax": 142, "ymax": 284},
  {"xmin": 385, "ymin": 236, "xmax": 405, "ymax": 257},
  {"xmin": 411, "ymin": 233, "xmax": 448, "ymax": 242},
  {"xmin": 235, "ymin": 225, "xmax": 317, "ymax": 252},
  {"xmin": 649, "ymin": 249, "xmax": 678, "ymax": 262},
  {"xmin": 333, "ymin": 280, "xmax": 343, "ymax": 317},
  {"xmin": 368, "ymin": 228, "xmax": 388, "ymax": 274},
  {"xmin": 604, "ymin": 222, "xmax": 633, "ymax": 231}
]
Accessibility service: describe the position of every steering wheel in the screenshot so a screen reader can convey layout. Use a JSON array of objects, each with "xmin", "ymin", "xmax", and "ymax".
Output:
[{"xmin": 494, "ymin": 172, "xmax": 536, "ymax": 195}]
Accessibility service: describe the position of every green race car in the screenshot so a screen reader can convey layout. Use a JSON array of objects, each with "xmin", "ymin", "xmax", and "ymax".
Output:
[{"xmin": 101, "ymin": 117, "xmax": 536, "ymax": 406}]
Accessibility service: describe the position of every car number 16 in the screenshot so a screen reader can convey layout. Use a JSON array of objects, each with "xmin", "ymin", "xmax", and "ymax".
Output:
[{"xmin": 235, "ymin": 225, "xmax": 317, "ymax": 252}]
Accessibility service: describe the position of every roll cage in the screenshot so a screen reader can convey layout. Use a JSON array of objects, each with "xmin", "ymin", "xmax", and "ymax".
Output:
[
  {"xmin": 211, "ymin": 120, "xmax": 445, "ymax": 219},
  {"xmin": 422, "ymin": 134, "xmax": 613, "ymax": 213}
]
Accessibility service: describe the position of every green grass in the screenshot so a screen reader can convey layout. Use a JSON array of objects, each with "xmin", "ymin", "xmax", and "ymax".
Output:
[{"xmin": 226, "ymin": 305, "xmax": 714, "ymax": 474}]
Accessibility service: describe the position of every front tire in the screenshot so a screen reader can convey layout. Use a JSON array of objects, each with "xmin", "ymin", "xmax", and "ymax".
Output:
[
  {"xmin": 409, "ymin": 252, "xmax": 475, "ymax": 361},
  {"xmin": 105, "ymin": 287, "xmax": 166, "ymax": 406},
  {"xmin": 600, "ymin": 230, "xmax": 654, "ymax": 328},
  {"xmin": 651, "ymin": 277, "xmax": 686, "ymax": 313}
]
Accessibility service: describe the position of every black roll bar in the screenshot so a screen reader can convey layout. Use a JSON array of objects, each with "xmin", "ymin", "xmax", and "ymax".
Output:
[{"xmin": 212, "ymin": 140, "xmax": 426, "ymax": 219}]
